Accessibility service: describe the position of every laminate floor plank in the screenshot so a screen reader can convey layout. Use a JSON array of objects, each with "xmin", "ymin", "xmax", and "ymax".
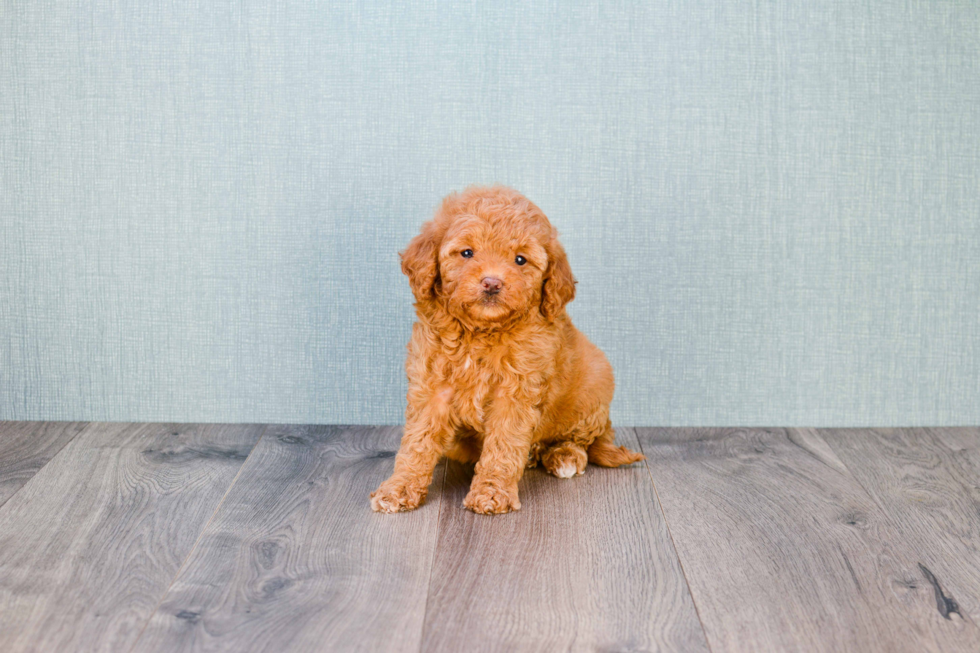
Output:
[
  {"xmin": 637, "ymin": 427, "xmax": 979, "ymax": 653},
  {"xmin": 0, "ymin": 421, "xmax": 88, "ymax": 507},
  {"xmin": 0, "ymin": 422, "xmax": 266, "ymax": 653},
  {"xmin": 820, "ymin": 427, "xmax": 980, "ymax": 624},
  {"xmin": 421, "ymin": 428, "xmax": 709, "ymax": 653},
  {"xmin": 133, "ymin": 425, "xmax": 445, "ymax": 653}
]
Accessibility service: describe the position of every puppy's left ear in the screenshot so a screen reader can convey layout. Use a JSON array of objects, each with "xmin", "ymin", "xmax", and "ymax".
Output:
[
  {"xmin": 400, "ymin": 219, "xmax": 443, "ymax": 302},
  {"xmin": 540, "ymin": 234, "xmax": 576, "ymax": 320}
]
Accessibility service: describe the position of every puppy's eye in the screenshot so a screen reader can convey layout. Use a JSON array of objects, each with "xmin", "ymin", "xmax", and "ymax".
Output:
[
  {"xmin": 515, "ymin": 255, "xmax": 527, "ymax": 266},
  {"xmin": 461, "ymin": 249, "xmax": 474, "ymax": 258}
]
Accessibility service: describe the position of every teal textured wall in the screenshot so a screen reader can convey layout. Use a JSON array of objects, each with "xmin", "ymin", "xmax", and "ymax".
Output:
[{"xmin": 2, "ymin": 1, "xmax": 978, "ymax": 425}]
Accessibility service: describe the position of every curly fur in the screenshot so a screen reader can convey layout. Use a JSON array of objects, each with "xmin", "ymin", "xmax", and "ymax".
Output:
[{"xmin": 371, "ymin": 186, "xmax": 644, "ymax": 515}]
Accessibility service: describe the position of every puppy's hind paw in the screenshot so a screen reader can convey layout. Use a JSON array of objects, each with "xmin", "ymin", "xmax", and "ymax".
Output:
[
  {"xmin": 541, "ymin": 442, "xmax": 588, "ymax": 479},
  {"xmin": 554, "ymin": 461, "xmax": 581, "ymax": 479},
  {"xmin": 371, "ymin": 480, "xmax": 426, "ymax": 513},
  {"xmin": 464, "ymin": 481, "xmax": 521, "ymax": 515}
]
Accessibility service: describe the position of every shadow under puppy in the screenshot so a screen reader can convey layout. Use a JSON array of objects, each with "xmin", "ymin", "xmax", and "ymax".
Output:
[{"xmin": 372, "ymin": 186, "xmax": 644, "ymax": 515}]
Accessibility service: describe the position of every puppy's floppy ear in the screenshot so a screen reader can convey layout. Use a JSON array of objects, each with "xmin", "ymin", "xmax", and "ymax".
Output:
[
  {"xmin": 400, "ymin": 219, "xmax": 443, "ymax": 302},
  {"xmin": 540, "ymin": 233, "xmax": 576, "ymax": 319}
]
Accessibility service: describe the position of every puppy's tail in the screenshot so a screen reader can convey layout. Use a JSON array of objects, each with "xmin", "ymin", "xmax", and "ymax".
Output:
[{"xmin": 587, "ymin": 421, "xmax": 645, "ymax": 468}]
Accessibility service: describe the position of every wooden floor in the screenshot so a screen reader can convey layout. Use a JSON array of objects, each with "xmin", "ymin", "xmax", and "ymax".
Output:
[{"xmin": 0, "ymin": 424, "xmax": 977, "ymax": 652}]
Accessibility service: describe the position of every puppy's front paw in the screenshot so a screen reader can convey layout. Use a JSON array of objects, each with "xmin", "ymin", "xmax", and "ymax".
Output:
[
  {"xmin": 371, "ymin": 479, "xmax": 427, "ymax": 513},
  {"xmin": 464, "ymin": 481, "xmax": 521, "ymax": 515}
]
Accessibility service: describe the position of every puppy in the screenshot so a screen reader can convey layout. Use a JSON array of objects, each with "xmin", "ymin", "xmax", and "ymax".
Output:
[{"xmin": 371, "ymin": 186, "xmax": 644, "ymax": 515}]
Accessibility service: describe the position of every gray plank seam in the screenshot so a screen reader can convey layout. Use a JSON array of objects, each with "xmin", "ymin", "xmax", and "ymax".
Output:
[
  {"xmin": 815, "ymin": 427, "xmax": 980, "ymax": 627},
  {"xmin": 131, "ymin": 424, "xmax": 443, "ymax": 651},
  {"xmin": 636, "ymin": 427, "xmax": 980, "ymax": 651},
  {"xmin": 819, "ymin": 427, "xmax": 980, "ymax": 521},
  {"xmin": 0, "ymin": 421, "xmax": 88, "ymax": 510},
  {"xmin": 127, "ymin": 424, "xmax": 272, "ymax": 653},
  {"xmin": 804, "ymin": 428, "xmax": 891, "ymax": 523},
  {"xmin": 416, "ymin": 458, "xmax": 449, "ymax": 653},
  {"xmin": 633, "ymin": 427, "xmax": 715, "ymax": 653},
  {"xmin": 419, "ymin": 426, "xmax": 710, "ymax": 651}
]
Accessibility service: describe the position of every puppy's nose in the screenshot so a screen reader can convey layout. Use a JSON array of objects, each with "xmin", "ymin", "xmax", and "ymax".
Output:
[{"xmin": 481, "ymin": 277, "xmax": 503, "ymax": 295}]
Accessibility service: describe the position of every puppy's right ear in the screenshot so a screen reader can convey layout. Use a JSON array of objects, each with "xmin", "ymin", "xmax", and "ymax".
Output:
[{"xmin": 400, "ymin": 219, "xmax": 443, "ymax": 302}]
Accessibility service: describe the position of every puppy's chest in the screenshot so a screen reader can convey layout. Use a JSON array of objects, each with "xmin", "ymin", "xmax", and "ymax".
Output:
[{"xmin": 435, "ymin": 341, "xmax": 534, "ymax": 427}]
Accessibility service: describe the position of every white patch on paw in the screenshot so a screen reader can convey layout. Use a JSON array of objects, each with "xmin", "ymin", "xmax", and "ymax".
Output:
[{"xmin": 556, "ymin": 462, "xmax": 577, "ymax": 479}]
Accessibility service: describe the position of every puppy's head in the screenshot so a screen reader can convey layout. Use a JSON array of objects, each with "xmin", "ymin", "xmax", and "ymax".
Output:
[{"xmin": 401, "ymin": 186, "xmax": 576, "ymax": 326}]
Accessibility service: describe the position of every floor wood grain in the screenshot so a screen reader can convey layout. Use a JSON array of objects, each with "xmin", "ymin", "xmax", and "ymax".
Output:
[
  {"xmin": 820, "ymin": 427, "xmax": 980, "ymax": 625},
  {"xmin": 4, "ymin": 422, "xmax": 980, "ymax": 652},
  {"xmin": 422, "ymin": 428, "xmax": 709, "ymax": 653},
  {"xmin": 637, "ymin": 427, "xmax": 979, "ymax": 653},
  {"xmin": 0, "ymin": 422, "xmax": 265, "ymax": 653},
  {"xmin": 0, "ymin": 421, "xmax": 87, "ymax": 507},
  {"xmin": 133, "ymin": 425, "xmax": 446, "ymax": 653}
]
